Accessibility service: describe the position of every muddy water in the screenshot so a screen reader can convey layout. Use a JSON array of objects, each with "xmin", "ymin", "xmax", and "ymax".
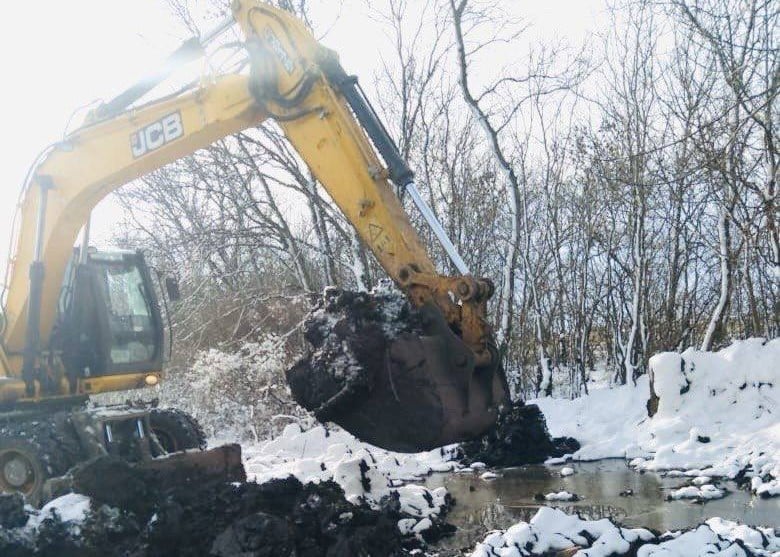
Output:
[{"xmin": 425, "ymin": 459, "xmax": 780, "ymax": 553}]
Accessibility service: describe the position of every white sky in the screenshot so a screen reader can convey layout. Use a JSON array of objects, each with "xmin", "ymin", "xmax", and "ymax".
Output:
[{"xmin": 0, "ymin": 0, "xmax": 606, "ymax": 281}]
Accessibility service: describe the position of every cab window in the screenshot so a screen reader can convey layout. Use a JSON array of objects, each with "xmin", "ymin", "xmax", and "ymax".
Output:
[{"xmin": 97, "ymin": 263, "xmax": 157, "ymax": 365}]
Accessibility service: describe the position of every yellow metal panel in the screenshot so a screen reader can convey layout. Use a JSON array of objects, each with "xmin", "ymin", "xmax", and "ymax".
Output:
[
  {"xmin": 236, "ymin": 1, "xmax": 437, "ymax": 281},
  {"xmin": 77, "ymin": 372, "xmax": 163, "ymax": 396},
  {"xmin": 0, "ymin": 378, "xmax": 28, "ymax": 404},
  {"xmin": 3, "ymin": 75, "xmax": 265, "ymax": 375}
]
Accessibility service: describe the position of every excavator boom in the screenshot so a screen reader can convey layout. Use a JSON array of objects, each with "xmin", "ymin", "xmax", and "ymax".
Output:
[{"xmin": 0, "ymin": 1, "xmax": 508, "ymax": 456}]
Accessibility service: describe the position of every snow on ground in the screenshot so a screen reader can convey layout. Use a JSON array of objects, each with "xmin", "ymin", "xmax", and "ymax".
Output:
[
  {"xmin": 534, "ymin": 338, "xmax": 780, "ymax": 496},
  {"xmin": 242, "ymin": 423, "xmax": 458, "ymax": 527},
  {"xmin": 542, "ymin": 490, "xmax": 579, "ymax": 502},
  {"xmin": 471, "ymin": 507, "xmax": 780, "ymax": 557},
  {"xmin": 17, "ymin": 493, "xmax": 93, "ymax": 535},
  {"xmin": 532, "ymin": 376, "xmax": 650, "ymax": 461},
  {"xmin": 667, "ymin": 484, "xmax": 726, "ymax": 501}
]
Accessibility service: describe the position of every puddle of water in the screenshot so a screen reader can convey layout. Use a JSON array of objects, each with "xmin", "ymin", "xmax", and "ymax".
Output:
[{"xmin": 424, "ymin": 459, "xmax": 780, "ymax": 553}]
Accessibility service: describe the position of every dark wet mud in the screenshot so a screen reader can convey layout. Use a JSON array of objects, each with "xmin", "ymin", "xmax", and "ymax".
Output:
[
  {"xmin": 457, "ymin": 402, "xmax": 580, "ymax": 467},
  {"xmin": 286, "ymin": 286, "xmax": 423, "ymax": 426},
  {"xmin": 0, "ymin": 455, "xmax": 453, "ymax": 557}
]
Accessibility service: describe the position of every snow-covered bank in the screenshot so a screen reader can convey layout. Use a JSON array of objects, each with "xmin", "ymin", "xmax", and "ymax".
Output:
[
  {"xmin": 243, "ymin": 423, "xmax": 458, "ymax": 526},
  {"xmin": 534, "ymin": 338, "xmax": 780, "ymax": 496},
  {"xmin": 471, "ymin": 507, "xmax": 780, "ymax": 557}
]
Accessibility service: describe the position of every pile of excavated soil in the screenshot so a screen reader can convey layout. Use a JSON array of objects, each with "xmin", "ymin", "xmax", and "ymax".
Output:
[
  {"xmin": 457, "ymin": 402, "xmax": 580, "ymax": 467},
  {"xmin": 0, "ymin": 455, "xmax": 452, "ymax": 557}
]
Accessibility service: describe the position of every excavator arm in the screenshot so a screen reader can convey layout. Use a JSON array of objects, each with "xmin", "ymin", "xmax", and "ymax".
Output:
[{"xmin": 0, "ymin": 1, "xmax": 508, "ymax": 451}]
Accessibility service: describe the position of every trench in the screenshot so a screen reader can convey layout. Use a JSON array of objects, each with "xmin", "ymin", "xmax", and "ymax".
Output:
[{"xmin": 424, "ymin": 459, "xmax": 780, "ymax": 554}]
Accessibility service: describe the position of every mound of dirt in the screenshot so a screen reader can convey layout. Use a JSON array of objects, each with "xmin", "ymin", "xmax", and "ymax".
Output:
[
  {"xmin": 457, "ymin": 402, "xmax": 580, "ymax": 467},
  {"xmin": 1, "ymin": 456, "xmax": 452, "ymax": 556}
]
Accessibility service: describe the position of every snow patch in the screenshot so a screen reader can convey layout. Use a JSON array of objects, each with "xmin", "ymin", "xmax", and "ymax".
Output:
[
  {"xmin": 534, "ymin": 338, "xmax": 780, "ymax": 496},
  {"xmin": 25, "ymin": 493, "xmax": 91, "ymax": 531},
  {"xmin": 667, "ymin": 484, "xmax": 725, "ymax": 501},
  {"xmin": 470, "ymin": 507, "xmax": 780, "ymax": 557},
  {"xmin": 542, "ymin": 490, "xmax": 579, "ymax": 502},
  {"xmin": 471, "ymin": 507, "xmax": 654, "ymax": 557},
  {"xmin": 243, "ymin": 423, "xmax": 457, "ymax": 527},
  {"xmin": 533, "ymin": 377, "xmax": 649, "ymax": 461}
]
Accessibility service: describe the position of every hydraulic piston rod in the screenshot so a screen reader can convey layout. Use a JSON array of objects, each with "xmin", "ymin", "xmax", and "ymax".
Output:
[
  {"xmin": 319, "ymin": 55, "xmax": 471, "ymax": 275},
  {"xmin": 405, "ymin": 182, "xmax": 470, "ymax": 275}
]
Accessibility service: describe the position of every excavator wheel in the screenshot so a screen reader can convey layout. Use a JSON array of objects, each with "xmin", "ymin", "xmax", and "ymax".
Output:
[
  {"xmin": 149, "ymin": 408, "xmax": 207, "ymax": 454},
  {"xmin": 0, "ymin": 438, "xmax": 48, "ymax": 506},
  {"xmin": 0, "ymin": 415, "xmax": 83, "ymax": 506},
  {"xmin": 286, "ymin": 288, "xmax": 510, "ymax": 452}
]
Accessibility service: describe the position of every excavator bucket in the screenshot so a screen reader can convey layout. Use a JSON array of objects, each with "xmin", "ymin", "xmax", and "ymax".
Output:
[{"xmin": 286, "ymin": 288, "xmax": 510, "ymax": 452}]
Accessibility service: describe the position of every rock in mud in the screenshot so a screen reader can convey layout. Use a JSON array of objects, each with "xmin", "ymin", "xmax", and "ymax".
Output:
[
  {"xmin": 0, "ymin": 493, "xmax": 27, "ymax": 529},
  {"xmin": 457, "ymin": 402, "xmax": 580, "ymax": 467},
  {"xmin": 0, "ymin": 455, "xmax": 450, "ymax": 556}
]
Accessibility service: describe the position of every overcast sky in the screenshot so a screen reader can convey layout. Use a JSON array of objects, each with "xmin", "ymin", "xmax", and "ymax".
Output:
[{"xmin": 0, "ymin": 0, "xmax": 605, "ymax": 284}]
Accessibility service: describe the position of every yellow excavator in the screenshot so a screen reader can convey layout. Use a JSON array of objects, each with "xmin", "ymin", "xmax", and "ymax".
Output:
[{"xmin": 0, "ymin": 1, "xmax": 508, "ymax": 503}]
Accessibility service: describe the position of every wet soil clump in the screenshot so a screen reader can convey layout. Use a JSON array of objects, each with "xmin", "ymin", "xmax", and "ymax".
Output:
[
  {"xmin": 286, "ymin": 286, "xmax": 513, "ymax": 452},
  {"xmin": 1, "ymin": 456, "xmax": 451, "ymax": 556},
  {"xmin": 0, "ymin": 494, "xmax": 28, "ymax": 529},
  {"xmin": 457, "ymin": 402, "xmax": 580, "ymax": 467},
  {"xmin": 287, "ymin": 286, "xmax": 461, "ymax": 452},
  {"xmin": 286, "ymin": 286, "xmax": 423, "ymax": 423}
]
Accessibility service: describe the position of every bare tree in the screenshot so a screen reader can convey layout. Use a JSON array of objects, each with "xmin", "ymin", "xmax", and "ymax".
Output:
[{"xmin": 110, "ymin": 0, "xmax": 778, "ymax": 402}]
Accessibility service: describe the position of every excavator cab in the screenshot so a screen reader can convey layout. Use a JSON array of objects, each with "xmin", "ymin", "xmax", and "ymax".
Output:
[{"xmin": 54, "ymin": 250, "xmax": 165, "ymax": 385}]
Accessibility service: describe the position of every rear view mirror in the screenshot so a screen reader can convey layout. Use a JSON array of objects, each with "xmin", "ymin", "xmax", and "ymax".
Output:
[{"xmin": 164, "ymin": 277, "xmax": 181, "ymax": 302}]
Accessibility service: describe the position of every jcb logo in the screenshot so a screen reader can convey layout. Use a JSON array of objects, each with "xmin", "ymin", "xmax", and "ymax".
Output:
[
  {"xmin": 264, "ymin": 28, "xmax": 294, "ymax": 74},
  {"xmin": 131, "ymin": 112, "xmax": 183, "ymax": 158}
]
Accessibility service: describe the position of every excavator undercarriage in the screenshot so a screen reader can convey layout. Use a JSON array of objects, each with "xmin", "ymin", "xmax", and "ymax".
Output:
[{"xmin": 0, "ymin": 401, "xmax": 242, "ymax": 505}]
